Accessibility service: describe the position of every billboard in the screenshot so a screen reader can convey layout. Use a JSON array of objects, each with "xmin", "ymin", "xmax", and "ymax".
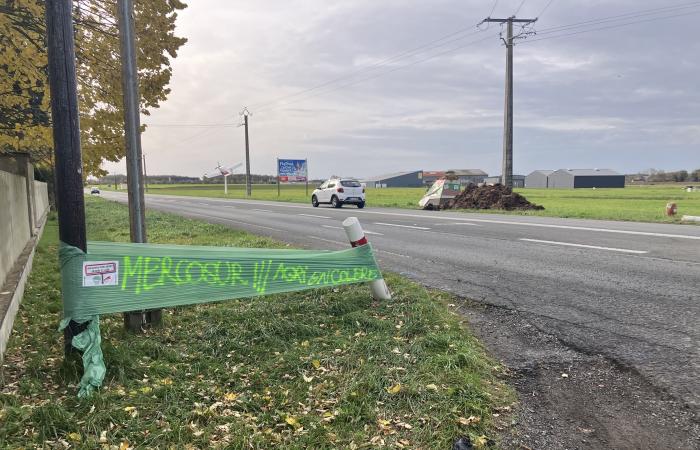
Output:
[{"xmin": 278, "ymin": 159, "xmax": 307, "ymax": 182}]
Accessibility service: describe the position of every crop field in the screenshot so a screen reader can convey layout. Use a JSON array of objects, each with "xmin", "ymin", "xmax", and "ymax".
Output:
[{"xmin": 101, "ymin": 182, "xmax": 700, "ymax": 224}]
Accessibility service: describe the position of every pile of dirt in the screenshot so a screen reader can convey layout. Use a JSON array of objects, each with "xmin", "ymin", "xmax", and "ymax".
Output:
[{"xmin": 446, "ymin": 184, "xmax": 544, "ymax": 211}]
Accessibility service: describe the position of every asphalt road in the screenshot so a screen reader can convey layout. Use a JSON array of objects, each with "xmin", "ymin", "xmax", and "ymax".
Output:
[{"xmin": 99, "ymin": 190, "xmax": 700, "ymax": 409}]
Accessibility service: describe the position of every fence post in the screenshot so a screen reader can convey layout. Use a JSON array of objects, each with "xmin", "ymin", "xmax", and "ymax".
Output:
[{"xmin": 342, "ymin": 217, "xmax": 391, "ymax": 300}]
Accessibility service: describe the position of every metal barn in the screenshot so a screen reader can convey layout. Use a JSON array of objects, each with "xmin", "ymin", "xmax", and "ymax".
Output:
[
  {"xmin": 362, "ymin": 170, "xmax": 424, "ymax": 188},
  {"xmin": 548, "ymin": 169, "xmax": 625, "ymax": 188},
  {"xmin": 525, "ymin": 170, "xmax": 554, "ymax": 188}
]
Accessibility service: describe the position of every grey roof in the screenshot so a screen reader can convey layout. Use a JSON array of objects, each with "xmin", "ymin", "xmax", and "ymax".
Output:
[
  {"xmin": 486, "ymin": 174, "xmax": 526, "ymax": 179},
  {"xmin": 554, "ymin": 169, "xmax": 621, "ymax": 176},
  {"xmin": 446, "ymin": 169, "xmax": 488, "ymax": 176},
  {"xmin": 528, "ymin": 170, "xmax": 555, "ymax": 176},
  {"xmin": 362, "ymin": 170, "xmax": 421, "ymax": 182}
]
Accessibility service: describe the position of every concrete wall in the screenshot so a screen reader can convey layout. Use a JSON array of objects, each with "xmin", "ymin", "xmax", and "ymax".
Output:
[
  {"xmin": 0, "ymin": 155, "xmax": 49, "ymax": 289},
  {"xmin": 34, "ymin": 180, "xmax": 49, "ymax": 222},
  {"xmin": 0, "ymin": 165, "xmax": 31, "ymax": 289}
]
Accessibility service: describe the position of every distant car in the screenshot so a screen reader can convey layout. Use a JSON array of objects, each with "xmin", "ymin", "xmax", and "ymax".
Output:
[
  {"xmin": 312, "ymin": 178, "xmax": 365, "ymax": 208},
  {"xmin": 90, "ymin": 187, "xmax": 100, "ymax": 195}
]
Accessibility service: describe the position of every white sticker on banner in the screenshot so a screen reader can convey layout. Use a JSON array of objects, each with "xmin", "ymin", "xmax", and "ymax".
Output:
[{"xmin": 82, "ymin": 261, "xmax": 119, "ymax": 287}]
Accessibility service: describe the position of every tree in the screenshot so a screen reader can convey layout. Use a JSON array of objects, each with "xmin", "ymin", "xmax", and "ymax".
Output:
[{"xmin": 0, "ymin": 0, "xmax": 187, "ymax": 176}]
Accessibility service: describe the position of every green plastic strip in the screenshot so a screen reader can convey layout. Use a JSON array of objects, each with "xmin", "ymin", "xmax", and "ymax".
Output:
[{"xmin": 59, "ymin": 240, "xmax": 384, "ymax": 396}]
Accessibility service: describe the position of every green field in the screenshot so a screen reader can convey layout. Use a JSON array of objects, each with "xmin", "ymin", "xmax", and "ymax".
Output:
[
  {"xmin": 102, "ymin": 182, "xmax": 700, "ymax": 224},
  {"xmin": 1, "ymin": 197, "xmax": 511, "ymax": 448}
]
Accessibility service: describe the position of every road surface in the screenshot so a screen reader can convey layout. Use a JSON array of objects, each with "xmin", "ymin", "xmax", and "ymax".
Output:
[{"xmin": 99, "ymin": 190, "xmax": 700, "ymax": 412}]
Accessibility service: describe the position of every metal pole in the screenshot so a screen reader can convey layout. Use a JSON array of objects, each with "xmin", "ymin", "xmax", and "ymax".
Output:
[
  {"xmin": 117, "ymin": 0, "xmax": 146, "ymax": 243},
  {"xmin": 244, "ymin": 113, "xmax": 251, "ymax": 196},
  {"xmin": 117, "ymin": 0, "xmax": 161, "ymax": 330},
  {"xmin": 502, "ymin": 19, "xmax": 513, "ymax": 189},
  {"xmin": 45, "ymin": 0, "xmax": 88, "ymax": 355},
  {"xmin": 142, "ymin": 153, "xmax": 148, "ymax": 192}
]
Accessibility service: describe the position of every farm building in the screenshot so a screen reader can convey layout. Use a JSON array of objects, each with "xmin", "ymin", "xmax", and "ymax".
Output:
[
  {"xmin": 548, "ymin": 169, "xmax": 625, "ymax": 188},
  {"xmin": 422, "ymin": 169, "xmax": 488, "ymax": 186},
  {"xmin": 362, "ymin": 170, "xmax": 423, "ymax": 188},
  {"xmin": 525, "ymin": 170, "xmax": 554, "ymax": 188},
  {"xmin": 484, "ymin": 175, "xmax": 525, "ymax": 188}
]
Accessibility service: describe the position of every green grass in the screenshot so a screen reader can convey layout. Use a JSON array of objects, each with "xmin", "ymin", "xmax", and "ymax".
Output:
[
  {"xmin": 100, "ymin": 182, "xmax": 700, "ymax": 223},
  {"xmin": 0, "ymin": 197, "xmax": 511, "ymax": 448}
]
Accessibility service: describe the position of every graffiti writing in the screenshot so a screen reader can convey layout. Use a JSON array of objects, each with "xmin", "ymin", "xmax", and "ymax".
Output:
[{"xmin": 119, "ymin": 256, "xmax": 379, "ymax": 295}]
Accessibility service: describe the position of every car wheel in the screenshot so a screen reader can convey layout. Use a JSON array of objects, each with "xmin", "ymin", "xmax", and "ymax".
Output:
[
  {"xmin": 357, "ymin": 201, "xmax": 365, "ymax": 209},
  {"xmin": 331, "ymin": 196, "xmax": 342, "ymax": 208},
  {"xmin": 312, "ymin": 195, "xmax": 319, "ymax": 207}
]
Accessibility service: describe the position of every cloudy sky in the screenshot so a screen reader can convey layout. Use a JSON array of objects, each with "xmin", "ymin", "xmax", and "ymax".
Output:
[{"xmin": 102, "ymin": 0, "xmax": 700, "ymax": 179}]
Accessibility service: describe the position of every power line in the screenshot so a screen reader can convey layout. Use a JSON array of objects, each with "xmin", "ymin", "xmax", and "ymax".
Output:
[
  {"xmin": 534, "ymin": 1, "xmax": 700, "ymax": 35},
  {"xmin": 255, "ymin": 33, "xmax": 499, "ymax": 113},
  {"xmin": 514, "ymin": 0, "xmax": 528, "ymax": 16},
  {"xmin": 248, "ymin": 28, "xmax": 485, "ymax": 112},
  {"xmin": 248, "ymin": 2, "xmax": 507, "ymax": 113},
  {"xmin": 536, "ymin": 0, "xmax": 556, "ymax": 18},
  {"xmin": 523, "ymin": 7, "xmax": 700, "ymax": 44}
]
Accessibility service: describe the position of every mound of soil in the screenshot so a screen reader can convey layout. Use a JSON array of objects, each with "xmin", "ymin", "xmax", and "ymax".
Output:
[{"xmin": 446, "ymin": 184, "xmax": 544, "ymax": 211}]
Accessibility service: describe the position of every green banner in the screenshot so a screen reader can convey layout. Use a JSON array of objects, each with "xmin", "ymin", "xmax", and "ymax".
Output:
[{"xmin": 58, "ymin": 241, "xmax": 384, "ymax": 396}]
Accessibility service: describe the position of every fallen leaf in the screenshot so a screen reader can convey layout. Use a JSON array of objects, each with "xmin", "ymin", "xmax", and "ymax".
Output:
[
  {"xmin": 561, "ymin": 373, "xmax": 569, "ymax": 378},
  {"xmin": 312, "ymin": 359, "xmax": 321, "ymax": 369},
  {"xmin": 474, "ymin": 435, "xmax": 489, "ymax": 448},
  {"xmin": 223, "ymin": 392, "xmax": 238, "ymax": 402},
  {"xmin": 67, "ymin": 432, "xmax": 81, "ymax": 442},
  {"xmin": 285, "ymin": 416, "xmax": 301, "ymax": 428},
  {"xmin": 426, "ymin": 384, "xmax": 438, "ymax": 391},
  {"xmin": 386, "ymin": 384, "xmax": 402, "ymax": 395},
  {"xmin": 302, "ymin": 374, "xmax": 314, "ymax": 383},
  {"xmin": 457, "ymin": 415, "xmax": 481, "ymax": 426}
]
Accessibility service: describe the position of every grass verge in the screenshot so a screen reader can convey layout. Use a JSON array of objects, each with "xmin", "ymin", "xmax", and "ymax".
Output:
[
  {"xmin": 99, "ymin": 183, "xmax": 700, "ymax": 224},
  {"xmin": 0, "ymin": 196, "xmax": 512, "ymax": 448}
]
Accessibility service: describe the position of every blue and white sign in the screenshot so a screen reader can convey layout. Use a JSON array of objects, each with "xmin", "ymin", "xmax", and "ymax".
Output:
[{"xmin": 278, "ymin": 159, "xmax": 308, "ymax": 182}]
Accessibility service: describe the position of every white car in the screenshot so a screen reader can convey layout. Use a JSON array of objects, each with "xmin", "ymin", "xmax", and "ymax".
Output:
[{"xmin": 312, "ymin": 178, "xmax": 365, "ymax": 208}]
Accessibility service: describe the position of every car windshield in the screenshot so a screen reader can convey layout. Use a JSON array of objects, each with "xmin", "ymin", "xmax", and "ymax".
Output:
[{"xmin": 340, "ymin": 180, "xmax": 361, "ymax": 187}]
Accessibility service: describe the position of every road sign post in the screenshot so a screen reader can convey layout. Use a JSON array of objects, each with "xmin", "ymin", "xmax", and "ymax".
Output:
[{"xmin": 342, "ymin": 217, "xmax": 391, "ymax": 300}]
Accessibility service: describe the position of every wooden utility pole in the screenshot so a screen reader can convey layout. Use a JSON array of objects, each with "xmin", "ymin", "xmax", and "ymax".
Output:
[
  {"xmin": 117, "ymin": 0, "xmax": 161, "ymax": 330},
  {"xmin": 241, "ymin": 108, "xmax": 252, "ymax": 196},
  {"xmin": 481, "ymin": 16, "xmax": 537, "ymax": 189},
  {"xmin": 45, "ymin": 0, "xmax": 88, "ymax": 354}
]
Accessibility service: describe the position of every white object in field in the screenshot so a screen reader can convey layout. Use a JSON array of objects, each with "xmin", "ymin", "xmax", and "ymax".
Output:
[
  {"xmin": 204, "ymin": 162, "xmax": 243, "ymax": 194},
  {"xmin": 681, "ymin": 215, "xmax": 700, "ymax": 223},
  {"xmin": 342, "ymin": 217, "xmax": 391, "ymax": 300},
  {"xmin": 419, "ymin": 179, "xmax": 462, "ymax": 210}
]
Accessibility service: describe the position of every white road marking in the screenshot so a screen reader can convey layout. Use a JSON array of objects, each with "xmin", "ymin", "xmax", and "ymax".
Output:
[
  {"xmin": 519, "ymin": 238, "xmax": 648, "ymax": 254},
  {"xmin": 374, "ymin": 222, "xmax": 430, "ymax": 230},
  {"xmin": 378, "ymin": 249, "xmax": 410, "ymax": 258},
  {"xmin": 434, "ymin": 222, "xmax": 481, "ymax": 226},
  {"xmin": 322, "ymin": 224, "xmax": 383, "ymax": 236},
  {"xmin": 299, "ymin": 213, "xmax": 332, "ymax": 219}
]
